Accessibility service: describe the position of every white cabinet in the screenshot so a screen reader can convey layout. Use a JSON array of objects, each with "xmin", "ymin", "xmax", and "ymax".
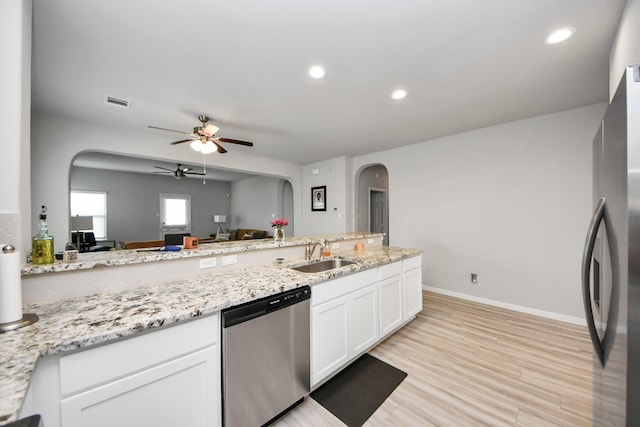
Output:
[
  {"xmin": 403, "ymin": 255, "xmax": 423, "ymax": 320},
  {"xmin": 311, "ymin": 269, "xmax": 378, "ymax": 386},
  {"xmin": 378, "ymin": 261, "xmax": 404, "ymax": 337},
  {"xmin": 61, "ymin": 346, "xmax": 217, "ymax": 427},
  {"xmin": 311, "ymin": 295, "xmax": 349, "ymax": 383},
  {"xmin": 311, "ymin": 257, "xmax": 423, "ymax": 387},
  {"xmin": 350, "ymin": 284, "xmax": 379, "ymax": 354},
  {"xmin": 21, "ymin": 314, "xmax": 221, "ymax": 427}
]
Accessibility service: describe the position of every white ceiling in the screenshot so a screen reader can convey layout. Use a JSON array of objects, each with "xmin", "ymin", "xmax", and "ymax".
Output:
[{"xmin": 32, "ymin": 0, "xmax": 626, "ymax": 165}]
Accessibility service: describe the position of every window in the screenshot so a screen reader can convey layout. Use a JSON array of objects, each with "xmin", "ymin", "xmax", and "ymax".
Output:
[
  {"xmin": 160, "ymin": 194, "xmax": 191, "ymax": 233},
  {"xmin": 70, "ymin": 191, "xmax": 107, "ymax": 239}
]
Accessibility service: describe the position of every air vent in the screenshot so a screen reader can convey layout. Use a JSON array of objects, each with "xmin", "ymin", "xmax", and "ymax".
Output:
[{"xmin": 104, "ymin": 95, "xmax": 131, "ymax": 109}]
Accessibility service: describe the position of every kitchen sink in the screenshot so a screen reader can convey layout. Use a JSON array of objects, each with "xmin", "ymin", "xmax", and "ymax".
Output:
[{"xmin": 290, "ymin": 258, "xmax": 357, "ymax": 273}]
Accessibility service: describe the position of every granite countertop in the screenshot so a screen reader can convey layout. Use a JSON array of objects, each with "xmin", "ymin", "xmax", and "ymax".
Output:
[
  {"xmin": 21, "ymin": 232, "xmax": 382, "ymax": 276},
  {"xmin": 0, "ymin": 245, "xmax": 421, "ymax": 424}
]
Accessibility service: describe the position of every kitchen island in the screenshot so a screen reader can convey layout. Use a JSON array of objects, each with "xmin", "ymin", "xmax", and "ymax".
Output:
[{"xmin": 1, "ymin": 234, "xmax": 422, "ymax": 425}]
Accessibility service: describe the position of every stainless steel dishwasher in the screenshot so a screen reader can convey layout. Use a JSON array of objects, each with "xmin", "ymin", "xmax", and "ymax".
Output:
[{"xmin": 221, "ymin": 286, "xmax": 310, "ymax": 427}]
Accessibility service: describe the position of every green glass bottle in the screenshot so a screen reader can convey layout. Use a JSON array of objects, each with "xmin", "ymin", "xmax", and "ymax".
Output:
[{"xmin": 32, "ymin": 205, "xmax": 55, "ymax": 265}]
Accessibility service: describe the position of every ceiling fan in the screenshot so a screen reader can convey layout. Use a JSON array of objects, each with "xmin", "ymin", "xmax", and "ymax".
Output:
[
  {"xmin": 153, "ymin": 163, "xmax": 205, "ymax": 179},
  {"xmin": 148, "ymin": 115, "xmax": 254, "ymax": 154}
]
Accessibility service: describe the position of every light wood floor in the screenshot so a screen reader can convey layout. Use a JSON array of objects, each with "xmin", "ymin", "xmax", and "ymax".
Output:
[{"xmin": 274, "ymin": 291, "xmax": 593, "ymax": 427}]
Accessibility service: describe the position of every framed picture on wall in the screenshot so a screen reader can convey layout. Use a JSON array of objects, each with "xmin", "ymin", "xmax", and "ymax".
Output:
[{"xmin": 311, "ymin": 186, "xmax": 326, "ymax": 211}]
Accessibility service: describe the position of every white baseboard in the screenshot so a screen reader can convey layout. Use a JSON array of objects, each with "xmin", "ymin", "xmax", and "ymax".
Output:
[{"xmin": 423, "ymin": 285, "xmax": 586, "ymax": 326}]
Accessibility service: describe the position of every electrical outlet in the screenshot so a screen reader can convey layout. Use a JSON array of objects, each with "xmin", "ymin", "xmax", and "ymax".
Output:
[
  {"xmin": 199, "ymin": 257, "xmax": 217, "ymax": 269},
  {"xmin": 331, "ymin": 242, "xmax": 340, "ymax": 250},
  {"xmin": 471, "ymin": 273, "xmax": 478, "ymax": 284},
  {"xmin": 367, "ymin": 238, "xmax": 373, "ymax": 244},
  {"xmin": 222, "ymin": 255, "xmax": 238, "ymax": 266}
]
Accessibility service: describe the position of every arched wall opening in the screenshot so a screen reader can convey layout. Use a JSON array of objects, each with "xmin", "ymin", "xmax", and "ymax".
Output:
[{"xmin": 355, "ymin": 164, "xmax": 389, "ymax": 246}]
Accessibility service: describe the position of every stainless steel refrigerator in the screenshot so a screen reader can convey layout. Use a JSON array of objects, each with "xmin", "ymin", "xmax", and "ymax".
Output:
[{"xmin": 582, "ymin": 64, "xmax": 640, "ymax": 426}]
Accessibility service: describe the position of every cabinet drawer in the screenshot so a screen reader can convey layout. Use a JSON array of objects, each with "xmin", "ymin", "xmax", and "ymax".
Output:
[
  {"xmin": 60, "ymin": 314, "xmax": 219, "ymax": 396},
  {"xmin": 312, "ymin": 268, "xmax": 377, "ymax": 306},
  {"xmin": 61, "ymin": 345, "xmax": 218, "ymax": 427},
  {"xmin": 378, "ymin": 261, "xmax": 402, "ymax": 280},
  {"xmin": 403, "ymin": 256, "xmax": 422, "ymax": 271}
]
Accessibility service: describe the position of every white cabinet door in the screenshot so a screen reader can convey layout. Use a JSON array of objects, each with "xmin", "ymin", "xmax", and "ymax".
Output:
[
  {"xmin": 349, "ymin": 283, "xmax": 379, "ymax": 355},
  {"xmin": 402, "ymin": 256, "xmax": 423, "ymax": 321},
  {"xmin": 24, "ymin": 315, "xmax": 221, "ymax": 427},
  {"xmin": 311, "ymin": 270, "xmax": 379, "ymax": 387},
  {"xmin": 311, "ymin": 296, "xmax": 349, "ymax": 386},
  {"xmin": 61, "ymin": 345, "xmax": 218, "ymax": 427},
  {"xmin": 403, "ymin": 267, "xmax": 423, "ymax": 319},
  {"xmin": 379, "ymin": 274, "xmax": 403, "ymax": 337}
]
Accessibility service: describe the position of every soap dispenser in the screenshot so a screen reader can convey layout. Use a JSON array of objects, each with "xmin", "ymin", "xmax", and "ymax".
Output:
[{"xmin": 31, "ymin": 205, "xmax": 55, "ymax": 265}]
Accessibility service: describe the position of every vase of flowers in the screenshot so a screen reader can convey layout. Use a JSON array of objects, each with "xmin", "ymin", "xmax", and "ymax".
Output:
[{"xmin": 271, "ymin": 218, "xmax": 288, "ymax": 242}]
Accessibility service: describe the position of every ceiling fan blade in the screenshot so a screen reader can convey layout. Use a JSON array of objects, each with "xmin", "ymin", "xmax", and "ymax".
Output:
[
  {"xmin": 218, "ymin": 137, "xmax": 254, "ymax": 147},
  {"xmin": 185, "ymin": 171, "xmax": 206, "ymax": 176},
  {"xmin": 170, "ymin": 139, "xmax": 195, "ymax": 145},
  {"xmin": 212, "ymin": 140, "xmax": 228, "ymax": 154},
  {"xmin": 153, "ymin": 165, "xmax": 174, "ymax": 172},
  {"xmin": 203, "ymin": 124, "xmax": 219, "ymax": 137},
  {"xmin": 153, "ymin": 171, "xmax": 171, "ymax": 174},
  {"xmin": 148, "ymin": 125, "xmax": 192, "ymax": 136}
]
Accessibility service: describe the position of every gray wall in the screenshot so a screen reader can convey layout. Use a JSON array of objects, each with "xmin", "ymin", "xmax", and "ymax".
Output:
[
  {"xmin": 70, "ymin": 167, "xmax": 230, "ymax": 244},
  {"xmin": 229, "ymin": 176, "xmax": 282, "ymax": 233}
]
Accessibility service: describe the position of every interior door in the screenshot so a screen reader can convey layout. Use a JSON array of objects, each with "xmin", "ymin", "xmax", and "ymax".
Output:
[{"xmin": 369, "ymin": 189, "xmax": 388, "ymax": 246}]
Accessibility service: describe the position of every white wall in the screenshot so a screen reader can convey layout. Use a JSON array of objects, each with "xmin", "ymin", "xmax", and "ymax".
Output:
[
  {"xmin": 610, "ymin": 0, "xmax": 640, "ymax": 97},
  {"xmin": 0, "ymin": 0, "xmax": 31, "ymax": 252},
  {"xmin": 31, "ymin": 112, "xmax": 303, "ymax": 251},
  {"xmin": 300, "ymin": 156, "xmax": 351, "ymax": 235},
  {"xmin": 352, "ymin": 104, "xmax": 606, "ymax": 319}
]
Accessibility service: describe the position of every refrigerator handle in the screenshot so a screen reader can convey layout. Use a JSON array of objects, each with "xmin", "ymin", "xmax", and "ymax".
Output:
[{"xmin": 581, "ymin": 197, "xmax": 606, "ymax": 367}]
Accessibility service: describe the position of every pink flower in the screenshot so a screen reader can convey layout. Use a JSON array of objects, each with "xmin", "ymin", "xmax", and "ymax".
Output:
[{"xmin": 271, "ymin": 218, "xmax": 289, "ymax": 227}]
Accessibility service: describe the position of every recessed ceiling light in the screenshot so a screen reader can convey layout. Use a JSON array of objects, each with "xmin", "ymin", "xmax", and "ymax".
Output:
[
  {"xmin": 309, "ymin": 66, "xmax": 326, "ymax": 79},
  {"xmin": 544, "ymin": 27, "xmax": 575, "ymax": 45},
  {"xmin": 391, "ymin": 89, "xmax": 407, "ymax": 100}
]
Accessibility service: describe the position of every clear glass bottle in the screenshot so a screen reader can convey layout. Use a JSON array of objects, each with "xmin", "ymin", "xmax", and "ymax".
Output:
[{"xmin": 31, "ymin": 205, "xmax": 55, "ymax": 265}]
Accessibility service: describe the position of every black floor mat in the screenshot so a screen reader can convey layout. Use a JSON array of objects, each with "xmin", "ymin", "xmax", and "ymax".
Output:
[{"xmin": 310, "ymin": 353, "xmax": 407, "ymax": 427}]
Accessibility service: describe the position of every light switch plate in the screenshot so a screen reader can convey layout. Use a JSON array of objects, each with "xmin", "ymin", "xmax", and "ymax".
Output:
[
  {"xmin": 222, "ymin": 255, "xmax": 238, "ymax": 266},
  {"xmin": 199, "ymin": 257, "xmax": 217, "ymax": 269},
  {"xmin": 331, "ymin": 242, "xmax": 340, "ymax": 250},
  {"xmin": 367, "ymin": 238, "xmax": 373, "ymax": 244}
]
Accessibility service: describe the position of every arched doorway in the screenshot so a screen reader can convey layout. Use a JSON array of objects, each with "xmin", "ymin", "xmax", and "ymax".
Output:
[
  {"xmin": 277, "ymin": 179, "xmax": 294, "ymax": 234},
  {"xmin": 357, "ymin": 164, "xmax": 389, "ymax": 246}
]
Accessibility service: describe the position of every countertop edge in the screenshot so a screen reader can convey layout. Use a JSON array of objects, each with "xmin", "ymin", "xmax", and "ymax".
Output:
[{"xmin": 21, "ymin": 232, "xmax": 385, "ymax": 276}]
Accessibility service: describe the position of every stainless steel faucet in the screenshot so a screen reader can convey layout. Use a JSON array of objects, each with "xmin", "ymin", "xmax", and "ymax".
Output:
[{"xmin": 305, "ymin": 240, "xmax": 327, "ymax": 260}]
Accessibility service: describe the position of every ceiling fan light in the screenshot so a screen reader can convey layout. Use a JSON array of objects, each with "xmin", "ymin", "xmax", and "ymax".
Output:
[
  {"xmin": 200, "ymin": 141, "xmax": 218, "ymax": 154},
  {"xmin": 190, "ymin": 140, "xmax": 203, "ymax": 152},
  {"xmin": 204, "ymin": 124, "xmax": 219, "ymax": 137}
]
